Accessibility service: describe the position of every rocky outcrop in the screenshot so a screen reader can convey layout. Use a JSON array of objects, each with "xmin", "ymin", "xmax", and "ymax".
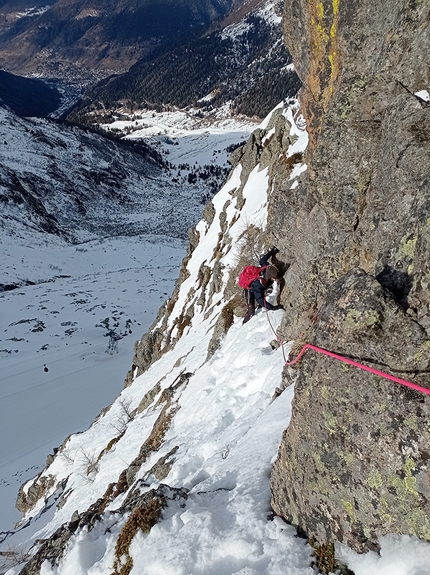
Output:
[
  {"xmin": 16, "ymin": 475, "xmax": 56, "ymax": 515},
  {"xmin": 18, "ymin": 484, "xmax": 187, "ymax": 575},
  {"xmin": 273, "ymin": 0, "xmax": 430, "ymax": 342},
  {"xmin": 270, "ymin": 0, "xmax": 430, "ymax": 553},
  {"xmin": 271, "ymin": 269, "xmax": 430, "ymax": 552}
]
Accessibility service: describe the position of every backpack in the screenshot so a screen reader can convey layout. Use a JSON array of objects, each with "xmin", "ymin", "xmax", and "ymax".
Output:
[{"xmin": 238, "ymin": 265, "xmax": 267, "ymax": 289}]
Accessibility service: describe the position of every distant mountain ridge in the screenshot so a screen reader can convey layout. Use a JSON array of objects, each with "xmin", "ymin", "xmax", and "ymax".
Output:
[
  {"xmin": 0, "ymin": 0, "xmax": 236, "ymax": 84},
  {"xmin": 0, "ymin": 0, "xmax": 300, "ymax": 122},
  {"xmin": 69, "ymin": 0, "xmax": 301, "ymax": 123}
]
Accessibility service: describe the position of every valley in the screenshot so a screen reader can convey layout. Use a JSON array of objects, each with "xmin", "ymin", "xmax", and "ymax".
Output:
[{"xmin": 0, "ymin": 102, "xmax": 256, "ymax": 539}]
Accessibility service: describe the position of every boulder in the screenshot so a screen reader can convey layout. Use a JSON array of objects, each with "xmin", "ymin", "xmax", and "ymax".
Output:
[{"xmin": 271, "ymin": 269, "xmax": 430, "ymax": 552}]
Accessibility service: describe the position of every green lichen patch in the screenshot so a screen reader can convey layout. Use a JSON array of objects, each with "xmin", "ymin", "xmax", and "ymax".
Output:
[
  {"xmin": 324, "ymin": 413, "xmax": 338, "ymax": 435},
  {"xmin": 364, "ymin": 309, "xmax": 381, "ymax": 328},
  {"xmin": 414, "ymin": 340, "xmax": 430, "ymax": 362},
  {"xmin": 367, "ymin": 469, "xmax": 383, "ymax": 490},
  {"xmin": 398, "ymin": 234, "xmax": 417, "ymax": 261},
  {"xmin": 341, "ymin": 499, "xmax": 356, "ymax": 523},
  {"xmin": 344, "ymin": 308, "xmax": 360, "ymax": 328}
]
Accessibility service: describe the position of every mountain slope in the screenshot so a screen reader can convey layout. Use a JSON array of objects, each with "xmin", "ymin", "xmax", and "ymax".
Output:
[
  {"xmin": 0, "ymin": 99, "xmax": 254, "ymax": 540},
  {"xmin": 4, "ymin": 95, "xmax": 430, "ymax": 575},
  {"xmin": 69, "ymin": 0, "xmax": 301, "ymax": 122},
  {"xmin": 0, "ymin": 70, "xmax": 61, "ymax": 117},
  {"xmin": 0, "ymin": 105, "xmax": 225, "ymax": 245},
  {"xmin": 0, "ymin": 233, "xmax": 186, "ymax": 535},
  {"xmin": 0, "ymin": 0, "xmax": 235, "ymax": 82},
  {"xmin": 0, "ymin": 100, "xmax": 315, "ymax": 575}
]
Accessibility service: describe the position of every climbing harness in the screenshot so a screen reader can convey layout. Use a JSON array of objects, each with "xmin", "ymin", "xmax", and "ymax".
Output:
[{"xmin": 263, "ymin": 302, "xmax": 430, "ymax": 398}]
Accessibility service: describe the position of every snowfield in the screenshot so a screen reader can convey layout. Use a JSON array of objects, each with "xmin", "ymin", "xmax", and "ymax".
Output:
[
  {"xmin": 1, "ymin": 101, "xmax": 430, "ymax": 575},
  {"xmin": 100, "ymin": 105, "xmax": 255, "ymax": 169},
  {"xmin": 0, "ymin": 233, "xmax": 186, "ymax": 532}
]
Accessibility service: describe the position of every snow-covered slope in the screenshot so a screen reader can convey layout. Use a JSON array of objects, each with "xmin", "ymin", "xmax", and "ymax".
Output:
[
  {"xmin": 0, "ymin": 103, "xmax": 253, "ymax": 540},
  {"xmin": 0, "ymin": 105, "xmax": 241, "ymax": 246},
  {"xmin": 0, "ymin": 100, "xmax": 315, "ymax": 575}
]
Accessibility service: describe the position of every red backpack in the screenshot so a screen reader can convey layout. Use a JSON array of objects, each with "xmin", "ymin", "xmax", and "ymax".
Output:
[{"xmin": 238, "ymin": 265, "xmax": 267, "ymax": 289}]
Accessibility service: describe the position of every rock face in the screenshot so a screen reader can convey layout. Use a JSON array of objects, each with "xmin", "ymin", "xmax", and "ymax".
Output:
[
  {"xmin": 270, "ymin": 0, "xmax": 430, "ymax": 553},
  {"xmin": 271, "ymin": 269, "xmax": 430, "ymax": 552},
  {"xmin": 272, "ymin": 0, "xmax": 430, "ymax": 341}
]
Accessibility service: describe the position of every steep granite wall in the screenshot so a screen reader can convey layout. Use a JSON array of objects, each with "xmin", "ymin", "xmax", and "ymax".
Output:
[
  {"xmin": 273, "ymin": 0, "xmax": 430, "ymax": 341},
  {"xmin": 271, "ymin": 269, "xmax": 430, "ymax": 552},
  {"xmin": 270, "ymin": 0, "xmax": 430, "ymax": 554}
]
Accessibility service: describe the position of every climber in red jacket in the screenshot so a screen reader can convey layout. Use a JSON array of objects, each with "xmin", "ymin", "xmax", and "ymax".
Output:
[{"xmin": 242, "ymin": 247, "xmax": 284, "ymax": 324}]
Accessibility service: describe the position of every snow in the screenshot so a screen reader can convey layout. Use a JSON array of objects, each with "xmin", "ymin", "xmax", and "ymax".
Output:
[
  {"xmin": 257, "ymin": 1, "xmax": 283, "ymax": 26},
  {"xmin": 220, "ymin": 20, "xmax": 252, "ymax": 41},
  {"xmin": 260, "ymin": 102, "xmax": 284, "ymax": 131},
  {"xmin": 220, "ymin": 0, "xmax": 282, "ymax": 41},
  {"xmin": 414, "ymin": 90, "xmax": 430, "ymax": 103},
  {"xmin": 13, "ymin": 6, "xmax": 50, "ymax": 19},
  {"xmin": 262, "ymin": 128, "xmax": 276, "ymax": 145},
  {"xmin": 289, "ymin": 162, "xmax": 307, "ymax": 182},
  {"xmin": 336, "ymin": 534, "xmax": 430, "ymax": 575},
  {"xmin": 1, "ymin": 100, "xmax": 430, "ymax": 575},
  {"xmin": 283, "ymin": 105, "xmax": 308, "ymax": 158},
  {"xmin": 0, "ymin": 233, "xmax": 186, "ymax": 532},
  {"xmin": 28, "ymin": 311, "xmax": 315, "ymax": 575},
  {"xmin": 197, "ymin": 92, "xmax": 217, "ymax": 103},
  {"xmin": 101, "ymin": 107, "xmax": 256, "ymax": 170},
  {"xmin": 0, "ymin": 105, "xmax": 241, "ymax": 244}
]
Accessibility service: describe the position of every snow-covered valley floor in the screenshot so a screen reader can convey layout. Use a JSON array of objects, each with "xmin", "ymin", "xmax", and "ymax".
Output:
[{"xmin": 0, "ymin": 233, "xmax": 186, "ymax": 534}]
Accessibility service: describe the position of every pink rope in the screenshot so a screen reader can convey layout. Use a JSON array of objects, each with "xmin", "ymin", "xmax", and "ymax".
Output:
[
  {"xmin": 285, "ymin": 343, "xmax": 430, "ymax": 397},
  {"xmin": 285, "ymin": 343, "xmax": 430, "ymax": 395},
  {"xmin": 262, "ymin": 301, "xmax": 430, "ymax": 397}
]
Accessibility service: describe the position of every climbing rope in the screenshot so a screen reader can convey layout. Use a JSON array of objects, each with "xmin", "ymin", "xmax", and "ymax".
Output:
[{"xmin": 263, "ymin": 302, "xmax": 430, "ymax": 398}]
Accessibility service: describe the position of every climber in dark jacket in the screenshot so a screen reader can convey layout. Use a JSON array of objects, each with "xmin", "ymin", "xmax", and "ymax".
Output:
[{"xmin": 243, "ymin": 247, "xmax": 284, "ymax": 324}]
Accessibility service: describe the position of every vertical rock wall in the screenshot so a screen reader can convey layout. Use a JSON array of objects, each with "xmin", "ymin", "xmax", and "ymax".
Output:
[
  {"xmin": 271, "ymin": 269, "xmax": 430, "ymax": 552},
  {"xmin": 270, "ymin": 0, "xmax": 430, "ymax": 554},
  {"xmin": 273, "ymin": 0, "xmax": 430, "ymax": 341}
]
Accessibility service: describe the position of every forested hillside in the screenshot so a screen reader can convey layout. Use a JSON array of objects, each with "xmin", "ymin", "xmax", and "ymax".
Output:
[
  {"xmin": 68, "ymin": 1, "xmax": 300, "ymax": 122},
  {"xmin": 0, "ymin": 0, "xmax": 235, "ymax": 82}
]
